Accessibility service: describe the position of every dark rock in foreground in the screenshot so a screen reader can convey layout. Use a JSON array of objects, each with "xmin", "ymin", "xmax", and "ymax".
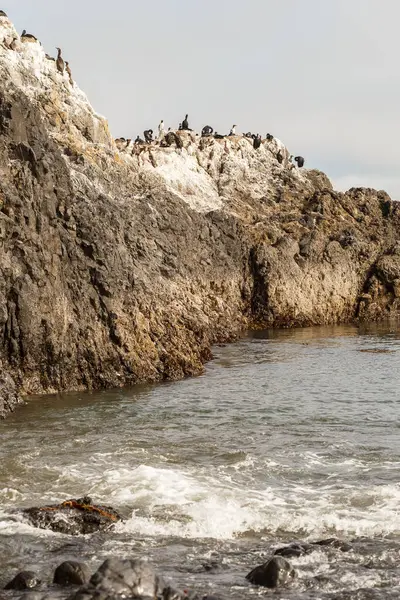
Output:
[
  {"xmin": 68, "ymin": 558, "xmax": 168, "ymax": 600},
  {"xmin": 53, "ymin": 562, "xmax": 90, "ymax": 587},
  {"xmin": 4, "ymin": 570, "xmax": 40, "ymax": 590},
  {"xmin": 22, "ymin": 496, "xmax": 122, "ymax": 535},
  {"xmin": 246, "ymin": 556, "xmax": 296, "ymax": 588}
]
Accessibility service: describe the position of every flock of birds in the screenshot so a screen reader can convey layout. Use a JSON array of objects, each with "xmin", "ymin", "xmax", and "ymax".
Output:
[
  {"xmin": 0, "ymin": 11, "xmax": 73, "ymax": 85},
  {"xmin": 0, "ymin": 11, "xmax": 305, "ymax": 168},
  {"xmin": 117, "ymin": 114, "xmax": 305, "ymax": 168}
]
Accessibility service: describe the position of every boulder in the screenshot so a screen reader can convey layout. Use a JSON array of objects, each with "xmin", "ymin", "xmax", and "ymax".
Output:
[
  {"xmin": 246, "ymin": 556, "xmax": 296, "ymax": 588},
  {"xmin": 4, "ymin": 570, "xmax": 40, "ymax": 590},
  {"xmin": 53, "ymin": 561, "xmax": 90, "ymax": 586},
  {"xmin": 22, "ymin": 496, "xmax": 122, "ymax": 535},
  {"xmin": 68, "ymin": 558, "xmax": 165, "ymax": 599}
]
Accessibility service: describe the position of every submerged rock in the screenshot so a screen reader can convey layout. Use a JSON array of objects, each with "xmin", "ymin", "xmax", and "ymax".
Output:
[
  {"xmin": 4, "ymin": 570, "xmax": 40, "ymax": 590},
  {"xmin": 22, "ymin": 496, "xmax": 122, "ymax": 535},
  {"xmin": 274, "ymin": 542, "xmax": 314, "ymax": 558},
  {"xmin": 312, "ymin": 537, "xmax": 353, "ymax": 552},
  {"xmin": 246, "ymin": 556, "xmax": 296, "ymax": 588},
  {"xmin": 273, "ymin": 538, "xmax": 353, "ymax": 560}
]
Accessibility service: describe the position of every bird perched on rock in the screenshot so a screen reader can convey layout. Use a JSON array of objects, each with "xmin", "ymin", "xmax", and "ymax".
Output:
[
  {"xmin": 229, "ymin": 124, "xmax": 237, "ymax": 136},
  {"xmin": 144, "ymin": 129, "xmax": 153, "ymax": 143},
  {"xmin": 45, "ymin": 53, "xmax": 55, "ymax": 61},
  {"xmin": 163, "ymin": 132, "xmax": 183, "ymax": 149},
  {"xmin": 65, "ymin": 61, "xmax": 73, "ymax": 85},
  {"xmin": 253, "ymin": 134, "xmax": 262, "ymax": 149},
  {"xmin": 181, "ymin": 114, "xmax": 189, "ymax": 130},
  {"xmin": 21, "ymin": 29, "xmax": 38, "ymax": 42},
  {"xmin": 294, "ymin": 156, "xmax": 305, "ymax": 168},
  {"xmin": 56, "ymin": 47, "xmax": 65, "ymax": 74},
  {"xmin": 201, "ymin": 125, "xmax": 214, "ymax": 136}
]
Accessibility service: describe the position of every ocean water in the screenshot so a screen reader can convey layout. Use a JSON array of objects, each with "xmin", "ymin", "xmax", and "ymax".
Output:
[{"xmin": 0, "ymin": 323, "xmax": 400, "ymax": 599}]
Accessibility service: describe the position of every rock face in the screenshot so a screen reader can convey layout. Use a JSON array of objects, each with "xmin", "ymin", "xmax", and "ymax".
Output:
[
  {"xmin": 0, "ymin": 363, "xmax": 23, "ymax": 418},
  {"xmin": 0, "ymin": 16, "xmax": 399, "ymax": 417}
]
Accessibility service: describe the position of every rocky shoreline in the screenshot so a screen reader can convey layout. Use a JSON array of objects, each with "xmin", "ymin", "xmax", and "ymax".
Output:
[
  {"xmin": 2, "ymin": 496, "xmax": 355, "ymax": 598},
  {"xmin": 1, "ymin": 14, "xmax": 400, "ymax": 418}
]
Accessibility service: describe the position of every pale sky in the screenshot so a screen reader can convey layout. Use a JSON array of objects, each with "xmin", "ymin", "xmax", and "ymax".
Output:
[{"xmin": 3, "ymin": 0, "xmax": 400, "ymax": 199}]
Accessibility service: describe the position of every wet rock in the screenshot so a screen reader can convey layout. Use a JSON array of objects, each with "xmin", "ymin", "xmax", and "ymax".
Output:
[
  {"xmin": 22, "ymin": 496, "xmax": 122, "ymax": 535},
  {"xmin": 0, "ymin": 365, "xmax": 23, "ymax": 419},
  {"xmin": 246, "ymin": 556, "xmax": 296, "ymax": 588},
  {"xmin": 53, "ymin": 561, "xmax": 90, "ymax": 586},
  {"xmin": 69, "ymin": 557, "xmax": 164, "ymax": 599},
  {"xmin": 201, "ymin": 561, "xmax": 228, "ymax": 573},
  {"xmin": 274, "ymin": 542, "xmax": 314, "ymax": 558},
  {"xmin": 312, "ymin": 537, "xmax": 353, "ymax": 552},
  {"xmin": 4, "ymin": 570, "xmax": 40, "ymax": 590},
  {"xmin": 162, "ymin": 587, "xmax": 188, "ymax": 599},
  {"xmin": 19, "ymin": 594, "xmax": 64, "ymax": 600}
]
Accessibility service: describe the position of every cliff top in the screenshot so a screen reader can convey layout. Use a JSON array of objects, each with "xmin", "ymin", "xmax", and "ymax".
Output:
[{"xmin": 0, "ymin": 13, "xmax": 322, "ymax": 215}]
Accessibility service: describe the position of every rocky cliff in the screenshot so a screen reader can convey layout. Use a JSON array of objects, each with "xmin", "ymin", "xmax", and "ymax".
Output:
[{"xmin": 1, "ymin": 15, "xmax": 399, "ymax": 417}]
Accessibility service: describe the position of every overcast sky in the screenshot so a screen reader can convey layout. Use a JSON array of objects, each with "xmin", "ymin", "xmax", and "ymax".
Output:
[{"xmin": 3, "ymin": 0, "xmax": 400, "ymax": 199}]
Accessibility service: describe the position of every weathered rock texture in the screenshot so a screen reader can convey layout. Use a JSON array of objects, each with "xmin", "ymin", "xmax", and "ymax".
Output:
[
  {"xmin": 22, "ymin": 496, "xmax": 122, "ymax": 535},
  {"xmin": 0, "ymin": 16, "xmax": 399, "ymax": 417}
]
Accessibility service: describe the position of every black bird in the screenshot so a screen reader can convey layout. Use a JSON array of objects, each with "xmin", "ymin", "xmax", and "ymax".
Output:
[
  {"xmin": 182, "ymin": 114, "xmax": 189, "ymax": 130},
  {"xmin": 294, "ymin": 156, "xmax": 305, "ymax": 168},
  {"xmin": 21, "ymin": 29, "xmax": 38, "ymax": 41},
  {"xmin": 253, "ymin": 134, "xmax": 262, "ymax": 150},
  {"xmin": 201, "ymin": 125, "xmax": 214, "ymax": 136},
  {"xmin": 143, "ymin": 129, "xmax": 153, "ymax": 143}
]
